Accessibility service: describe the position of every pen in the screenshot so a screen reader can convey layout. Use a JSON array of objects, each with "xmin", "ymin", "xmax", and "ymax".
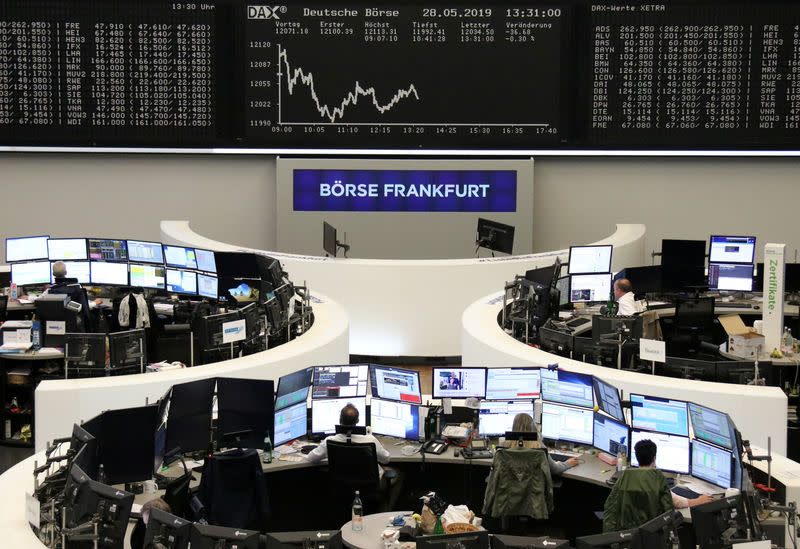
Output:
[{"xmin": 601, "ymin": 469, "xmax": 610, "ymax": 474}]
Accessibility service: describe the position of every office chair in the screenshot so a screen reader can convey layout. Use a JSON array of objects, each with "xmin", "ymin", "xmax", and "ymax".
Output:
[
  {"xmin": 0, "ymin": 295, "xmax": 7, "ymax": 322},
  {"xmin": 196, "ymin": 448, "xmax": 270, "ymax": 529},
  {"xmin": 326, "ymin": 438, "xmax": 396, "ymax": 521},
  {"xmin": 602, "ymin": 468, "xmax": 673, "ymax": 533}
]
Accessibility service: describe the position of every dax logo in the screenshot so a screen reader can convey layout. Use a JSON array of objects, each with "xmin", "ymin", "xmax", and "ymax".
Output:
[{"xmin": 248, "ymin": 5, "xmax": 284, "ymax": 19}]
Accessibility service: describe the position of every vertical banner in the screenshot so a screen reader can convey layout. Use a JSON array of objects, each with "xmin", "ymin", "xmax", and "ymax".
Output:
[{"xmin": 762, "ymin": 243, "xmax": 786, "ymax": 352}]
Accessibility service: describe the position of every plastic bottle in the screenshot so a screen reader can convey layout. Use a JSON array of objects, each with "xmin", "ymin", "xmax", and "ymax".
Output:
[
  {"xmin": 262, "ymin": 432, "xmax": 272, "ymax": 464},
  {"xmin": 98, "ymin": 463, "xmax": 106, "ymax": 484},
  {"xmin": 9, "ymin": 283, "xmax": 17, "ymax": 301},
  {"xmin": 351, "ymin": 491, "xmax": 363, "ymax": 531},
  {"xmin": 31, "ymin": 321, "xmax": 41, "ymax": 351},
  {"xmin": 434, "ymin": 515, "xmax": 445, "ymax": 535},
  {"xmin": 782, "ymin": 327, "xmax": 793, "ymax": 356},
  {"xmin": 616, "ymin": 446, "xmax": 627, "ymax": 472}
]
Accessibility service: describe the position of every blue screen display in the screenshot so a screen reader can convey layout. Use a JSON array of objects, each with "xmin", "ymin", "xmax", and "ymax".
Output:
[
  {"xmin": 293, "ymin": 169, "xmax": 517, "ymax": 212},
  {"xmin": 689, "ymin": 402, "xmax": 734, "ymax": 450},
  {"xmin": 273, "ymin": 401, "xmax": 308, "ymax": 447},
  {"xmin": 631, "ymin": 394, "xmax": 689, "ymax": 437},
  {"xmin": 540, "ymin": 369, "xmax": 594, "ymax": 408}
]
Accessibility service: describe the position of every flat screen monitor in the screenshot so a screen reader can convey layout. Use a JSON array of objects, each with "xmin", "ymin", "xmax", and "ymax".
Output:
[
  {"xmin": 164, "ymin": 245, "xmax": 198, "ymax": 270},
  {"xmin": 593, "ymin": 413, "xmax": 630, "ymax": 456},
  {"xmin": 525, "ymin": 261, "xmax": 560, "ymax": 287},
  {"xmin": 217, "ymin": 377, "xmax": 274, "ymax": 450},
  {"xmin": 89, "ymin": 261, "xmax": 128, "ymax": 286},
  {"xmin": 370, "ymin": 398, "xmax": 419, "ymax": 440},
  {"xmin": 129, "ymin": 263, "xmax": 166, "ymax": 290},
  {"xmin": 323, "ymin": 221, "xmax": 337, "ymax": 256},
  {"xmin": 569, "ymin": 273, "xmax": 612, "ymax": 303},
  {"xmin": 478, "ymin": 400, "xmax": 535, "ymax": 437},
  {"xmin": 709, "ymin": 236, "xmax": 756, "ymax": 264},
  {"xmin": 630, "ymin": 429, "xmax": 690, "ymax": 474},
  {"xmin": 692, "ymin": 439, "xmax": 733, "ymax": 489},
  {"xmin": 164, "ymin": 378, "xmax": 215, "ymax": 455},
  {"xmin": 144, "ymin": 507, "xmax": 192, "ymax": 549},
  {"xmin": 540, "ymin": 369, "xmax": 594, "ymax": 408},
  {"xmin": 661, "ymin": 239, "xmax": 707, "ymax": 291},
  {"xmin": 786, "ymin": 263, "xmax": 800, "ymax": 293},
  {"xmin": 194, "ymin": 249, "xmax": 217, "ymax": 273},
  {"xmin": 369, "ymin": 365, "xmax": 422, "ymax": 404},
  {"xmin": 568, "ymin": 245, "xmax": 613, "ymax": 275},
  {"xmin": 485, "ymin": 367, "xmax": 541, "ymax": 400},
  {"xmin": 690, "ymin": 495, "xmax": 744, "ymax": 549},
  {"xmin": 197, "ymin": 273, "xmax": 218, "ymax": 299},
  {"xmin": 87, "ymin": 238, "xmax": 128, "ymax": 262},
  {"xmin": 575, "ymin": 529, "xmax": 641, "ymax": 549},
  {"xmin": 688, "ymin": 402, "xmax": 734, "ymax": 450},
  {"xmin": 11, "ymin": 261, "xmax": 51, "ymax": 285},
  {"xmin": 127, "ymin": 240, "xmax": 164, "ymax": 264},
  {"xmin": 593, "ymin": 377, "xmax": 624, "ymax": 422},
  {"xmin": 432, "ymin": 367, "xmax": 487, "ymax": 399},
  {"xmin": 491, "ymin": 535, "xmax": 570, "ymax": 549},
  {"xmin": 273, "ymin": 401, "xmax": 308, "ymax": 447},
  {"xmin": 540, "ymin": 402, "xmax": 593, "ymax": 445},
  {"xmin": 51, "ymin": 261, "xmax": 91, "ymax": 284},
  {"xmin": 630, "ymin": 394, "xmax": 689, "ymax": 437},
  {"xmin": 539, "ymin": 326, "xmax": 574, "ymax": 357},
  {"xmin": 476, "ymin": 218, "xmax": 514, "ymax": 255},
  {"xmin": 108, "ymin": 329, "xmax": 146, "ymax": 371},
  {"xmin": 618, "ymin": 265, "xmax": 663, "ymax": 295},
  {"xmin": 310, "ymin": 396, "xmax": 367, "ymax": 436},
  {"xmin": 6, "ymin": 235, "xmax": 50, "ymax": 262},
  {"xmin": 99, "ymin": 405, "xmax": 159, "ymax": 484},
  {"xmin": 166, "ymin": 268, "xmax": 198, "ymax": 295},
  {"xmin": 417, "ymin": 531, "xmax": 489, "ymax": 549},
  {"xmin": 707, "ymin": 263, "xmax": 754, "ymax": 292},
  {"xmin": 276, "ymin": 367, "xmax": 313, "ymax": 410},
  {"xmin": 311, "ymin": 364, "xmax": 369, "ymax": 399},
  {"xmin": 556, "ymin": 276, "xmax": 570, "ymax": 306},
  {"xmin": 189, "ymin": 524, "xmax": 260, "ymax": 549},
  {"xmin": 47, "ymin": 238, "xmax": 88, "ymax": 261}
]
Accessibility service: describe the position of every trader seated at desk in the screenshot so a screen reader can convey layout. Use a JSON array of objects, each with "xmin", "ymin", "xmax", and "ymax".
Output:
[
  {"xmin": 503, "ymin": 413, "xmax": 579, "ymax": 476},
  {"xmin": 613, "ymin": 278, "xmax": 641, "ymax": 316},
  {"xmin": 305, "ymin": 403, "xmax": 391, "ymax": 477},
  {"xmin": 42, "ymin": 261, "xmax": 102, "ymax": 331}
]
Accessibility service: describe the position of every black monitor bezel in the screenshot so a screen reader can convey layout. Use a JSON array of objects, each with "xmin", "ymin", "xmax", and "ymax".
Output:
[
  {"xmin": 708, "ymin": 235, "xmax": 756, "ymax": 265},
  {"xmin": 89, "ymin": 260, "xmax": 130, "ymax": 286},
  {"xmin": 5, "ymin": 235, "xmax": 51, "ymax": 263},
  {"xmin": 87, "ymin": 238, "xmax": 129, "ymax": 262},
  {"xmin": 567, "ymin": 244, "xmax": 613, "ymax": 275},
  {"xmin": 47, "ymin": 237, "xmax": 89, "ymax": 261}
]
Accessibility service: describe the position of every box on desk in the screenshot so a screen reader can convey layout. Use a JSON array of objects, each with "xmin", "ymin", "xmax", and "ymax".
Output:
[{"xmin": 719, "ymin": 314, "xmax": 765, "ymax": 359}]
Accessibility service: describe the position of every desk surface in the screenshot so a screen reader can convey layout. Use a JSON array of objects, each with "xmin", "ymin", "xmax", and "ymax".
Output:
[
  {"xmin": 341, "ymin": 511, "xmax": 411, "ymax": 549},
  {"xmin": 0, "ymin": 348, "xmax": 64, "ymax": 360}
]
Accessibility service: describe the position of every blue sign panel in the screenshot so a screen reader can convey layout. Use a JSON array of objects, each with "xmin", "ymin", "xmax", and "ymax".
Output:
[{"xmin": 293, "ymin": 169, "xmax": 517, "ymax": 212}]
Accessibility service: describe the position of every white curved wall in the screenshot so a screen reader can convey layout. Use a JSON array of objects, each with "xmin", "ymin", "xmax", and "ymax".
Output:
[
  {"xmin": 461, "ymin": 291, "xmax": 788, "ymax": 454},
  {"xmin": 34, "ymin": 292, "xmax": 348, "ymax": 452},
  {"xmin": 162, "ymin": 221, "xmax": 645, "ymax": 356}
]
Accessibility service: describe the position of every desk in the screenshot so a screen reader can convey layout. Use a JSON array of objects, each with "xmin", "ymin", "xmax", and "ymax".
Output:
[{"xmin": 341, "ymin": 511, "xmax": 411, "ymax": 549}]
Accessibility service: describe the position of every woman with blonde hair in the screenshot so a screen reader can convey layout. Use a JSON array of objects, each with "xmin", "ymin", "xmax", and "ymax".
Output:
[{"xmin": 505, "ymin": 413, "xmax": 579, "ymax": 476}]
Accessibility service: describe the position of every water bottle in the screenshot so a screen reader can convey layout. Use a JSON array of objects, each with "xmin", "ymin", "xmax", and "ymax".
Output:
[
  {"xmin": 351, "ymin": 491, "xmax": 363, "ymax": 531},
  {"xmin": 616, "ymin": 446, "xmax": 627, "ymax": 472},
  {"xmin": 262, "ymin": 432, "xmax": 272, "ymax": 464},
  {"xmin": 31, "ymin": 321, "xmax": 41, "ymax": 351},
  {"xmin": 782, "ymin": 327, "xmax": 794, "ymax": 356},
  {"xmin": 98, "ymin": 463, "xmax": 106, "ymax": 484},
  {"xmin": 9, "ymin": 283, "xmax": 17, "ymax": 301}
]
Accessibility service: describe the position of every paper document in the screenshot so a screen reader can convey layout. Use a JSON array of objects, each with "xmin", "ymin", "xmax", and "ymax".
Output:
[
  {"xmin": 441, "ymin": 425, "xmax": 470, "ymax": 439},
  {"xmin": 0, "ymin": 342, "xmax": 32, "ymax": 351}
]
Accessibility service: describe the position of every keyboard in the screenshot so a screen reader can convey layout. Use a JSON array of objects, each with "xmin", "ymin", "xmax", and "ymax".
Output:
[
  {"xmin": 550, "ymin": 450, "xmax": 581, "ymax": 461},
  {"xmin": 672, "ymin": 486, "xmax": 701, "ymax": 499},
  {"xmin": 566, "ymin": 317, "xmax": 591, "ymax": 328},
  {"xmin": 716, "ymin": 302, "xmax": 752, "ymax": 309}
]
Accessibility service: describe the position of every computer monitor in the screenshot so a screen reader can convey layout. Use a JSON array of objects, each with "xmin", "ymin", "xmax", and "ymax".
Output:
[
  {"xmin": 264, "ymin": 530, "xmax": 343, "ymax": 549},
  {"xmin": 163, "ymin": 245, "xmax": 198, "ymax": 270},
  {"xmin": 164, "ymin": 378, "xmax": 215, "ymax": 455},
  {"xmin": 492, "ymin": 535, "xmax": 570, "ymax": 549},
  {"xmin": 276, "ymin": 367, "xmax": 313, "ymax": 410},
  {"xmin": 786, "ymin": 263, "xmax": 800, "ymax": 293},
  {"xmin": 217, "ymin": 377, "xmax": 274, "ymax": 450},
  {"xmin": 591, "ymin": 315, "xmax": 643, "ymax": 345},
  {"xmin": 593, "ymin": 413, "xmax": 630, "ymax": 456},
  {"xmin": 125, "ymin": 240, "xmax": 163, "ymax": 264},
  {"xmin": 51, "ymin": 261, "xmax": 91, "ymax": 284},
  {"xmin": 47, "ymin": 238, "xmax": 88, "ymax": 261},
  {"xmin": 709, "ymin": 236, "xmax": 756, "ymax": 264},
  {"xmin": 98, "ymin": 404, "xmax": 159, "ymax": 484},
  {"xmin": 432, "ymin": 367, "xmax": 487, "ymax": 399},
  {"xmin": 166, "ymin": 268, "xmax": 198, "ymax": 295},
  {"xmin": 618, "ymin": 265, "xmax": 663, "ymax": 295},
  {"xmin": 197, "ymin": 273, "xmax": 218, "ymax": 299},
  {"xmin": 11, "ymin": 261, "xmax": 51, "ymax": 285},
  {"xmin": 264, "ymin": 296, "xmax": 286, "ymax": 335},
  {"xmin": 144, "ymin": 507, "xmax": 192, "ymax": 549},
  {"xmin": 540, "ymin": 369, "xmax": 594, "ymax": 408},
  {"xmin": 369, "ymin": 365, "xmax": 422, "ymax": 404},
  {"xmin": 311, "ymin": 364, "xmax": 369, "ymax": 399},
  {"xmin": 69, "ymin": 423, "xmax": 99, "ymax": 480},
  {"xmin": 568, "ymin": 245, "xmax": 613, "ymax": 275},
  {"xmin": 310, "ymin": 396, "xmax": 367, "ymax": 436},
  {"xmin": 189, "ymin": 524, "xmax": 260, "ymax": 549},
  {"xmin": 478, "ymin": 400, "xmax": 535, "ymax": 437},
  {"xmin": 87, "ymin": 238, "xmax": 128, "ymax": 262},
  {"xmin": 638, "ymin": 510, "xmax": 683, "ymax": 549},
  {"xmin": 593, "ymin": 377, "xmax": 624, "ymax": 422},
  {"xmin": 630, "ymin": 429, "xmax": 690, "ymax": 474},
  {"xmin": 690, "ymin": 495, "xmax": 745, "ymax": 549},
  {"xmin": 65, "ymin": 333, "xmax": 106, "ymax": 369},
  {"xmin": 525, "ymin": 260, "xmax": 561, "ymax": 287},
  {"xmin": 89, "ymin": 261, "xmax": 129, "ymax": 286},
  {"xmin": 370, "ymin": 398, "xmax": 419, "ymax": 440},
  {"xmin": 707, "ymin": 263, "xmax": 753, "ymax": 292},
  {"xmin": 569, "ymin": 273, "xmax": 612, "ymax": 303},
  {"xmin": 661, "ymin": 239, "xmax": 707, "ymax": 291},
  {"xmin": 485, "ymin": 367, "xmax": 541, "ymax": 400},
  {"xmin": 556, "ymin": 276, "xmax": 570, "ymax": 306},
  {"xmin": 688, "ymin": 402, "xmax": 734, "ymax": 450},
  {"xmin": 674, "ymin": 296, "xmax": 716, "ymax": 335},
  {"xmin": 129, "ymin": 263, "xmax": 166, "ymax": 290},
  {"xmin": 5, "ymin": 235, "xmax": 49, "ymax": 262},
  {"xmin": 476, "ymin": 218, "xmax": 514, "ymax": 255},
  {"xmin": 323, "ymin": 221, "xmax": 338, "ymax": 256},
  {"xmin": 68, "ymin": 477, "xmax": 134, "ymax": 547},
  {"xmin": 575, "ymin": 529, "xmax": 641, "ymax": 549},
  {"xmin": 274, "ymin": 283, "xmax": 295, "ymax": 310},
  {"xmin": 417, "ymin": 531, "xmax": 489, "ymax": 549},
  {"xmin": 108, "ymin": 329, "xmax": 146, "ymax": 371},
  {"xmin": 540, "ymin": 401, "xmax": 593, "ymax": 445},
  {"xmin": 194, "ymin": 248, "xmax": 217, "ymax": 273},
  {"xmin": 692, "ymin": 439, "xmax": 733, "ymax": 490},
  {"xmin": 196, "ymin": 310, "xmax": 240, "ymax": 350},
  {"xmin": 630, "ymin": 394, "xmax": 689, "ymax": 437},
  {"xmin": 273, "ymin": 401, "xmax": 309, "ymax": 447},
  {"xmin": 538, "ymin": 326, "xmax": 574, "ymax": 357},
  {"xmin": 660, "ymin": 356, "xmax": 718, "ymax": 382}
]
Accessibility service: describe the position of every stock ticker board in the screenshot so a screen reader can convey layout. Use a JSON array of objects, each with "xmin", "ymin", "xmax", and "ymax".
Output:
[{"xmin": 2, "ymin": 1, "xmax": 800, "ymax": 150}]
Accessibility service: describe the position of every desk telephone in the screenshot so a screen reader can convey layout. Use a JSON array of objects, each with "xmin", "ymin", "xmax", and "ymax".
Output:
[
  {"xmin": 462, "ymin": 439, "xmax": 493, "ymax": 460},
  {"xmin": 422, "ymin": 439, "xmax": 447, "ymax": 455}
]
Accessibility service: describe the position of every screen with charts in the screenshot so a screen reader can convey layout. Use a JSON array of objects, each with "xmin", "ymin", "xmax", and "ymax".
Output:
[
  {"xmin": 129, "ymin": 264, "xmax": 166, "ymax": 290},
  {"xmin": 310, "ymin": 396, "xmax": 367, "ymax": 435},
  {"xmin": 370, "ymin": 398, "xmax": 419, "ymax": 440},
  {"xmin": 540, "ymin": 369, "xmax": 594, "ymax": 408},
  {"xmin": 11, "ymin": 261, "xmax": 51, "ymax": 286},
  {"xmin": 47, "ymin": 238, "xmax": 88, "ymax": 261},
  {"xmin": 51, "ymin": 261, "xmax": 91, "ymax": 285},
  {"xmin": 593, "ymin": 413, "xmax": 629, "ymax": 456},
  {"xmin": 479, "ymin": 401, "xmax": 535, "ymax": 437},
  {"xmin": 485, "ymin": 367, "xmax": 541, "ymax": 400},
  {"xmin": 127, "ymin": 240, "xmax": 164, "ymax": 264},
  {"xmin": 568, "ymin": 245, "xmax": 613, "ymax": 274},
  {"xmin": 709, "ymin": 236, "xmax": 756, "ymax": 264},
  {"xmin": 593, "ymin": 377, "xmax": 624, "ymax": 422},
  {"xmin": 197, "ymin": 274, "xmax": 218, "ymax": 299},
  {"xmin": 540, "ymin": 402, "xmax": 593, "ymax": 445},
  {"xmin": 195, "ymin": 249, "xmax": 217, "ymax": 273},
  {"xmin": 569, "ymin": 273, "xmax": 612, "ymax": 303},
  {"xmin": 707, "ymin": 263, "xmax": 754, "ymax": 292},
  {"xmin": 692, "ymin": 439, "xmax": 733, "ymax": 490},
  {"xmin": 273, "ymin": 401, "xmax": 309, "ymax": 447},
  {"xmin": 688, "ymin": 403, "xmax": 734, "ymax": 450},
  {"xmin": 312, "ymin": 364, "xmax": 369, "ymax": 399},
  {"xmin": 432, "ymin": 367, "xmax": 487, "ymax": 399},
  {"xmin": 276, "ymin": 368, "xmax": 313, "ymax": 411},
  {"xmin": 166, "ymin": 269, "xmax": 197, "ymax": 295},
  {"xmin": 6, "ymin": 236, "xmax": 49, "ymax": 263},
  {"xmin": 631, "ymin": 394, "xmax": 689, "ymax": 437},
  {"xmin": 89, "ymin": 261, "xmax": 129, "ymax": 286},
  {"xmin": 88, "ymin": 239, "xmax": 128, "ymax": 262},
  {"xmin": 370, "ymin": 365, "xmax": 421, "ymax": 404},
  {"xmin": 630, "ymin": 429, "xmax": 690, "ymax": 474},
  {"xmin": 164, "ymin": 246, "xmax": 199, "ymax": 270}
]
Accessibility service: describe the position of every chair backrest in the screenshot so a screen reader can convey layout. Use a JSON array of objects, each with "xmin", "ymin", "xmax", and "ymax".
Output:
[
  {"xmin": 198, "ymin": 448, "xmax": 270, "ymax": 528},
  {"xmin": 483, "ymin": 447, "xmax": 553, "ymax": 520},
  {"xmin": 0, "ymin": 295, "xmax": 7, "ymax": 322},
  {"xmin": 326, "ymin": 439, "xmax": 380, "ymax": 492},
  {"xmin": 603, "ymin": 468, "xmax": 673, "ymax": 532}
]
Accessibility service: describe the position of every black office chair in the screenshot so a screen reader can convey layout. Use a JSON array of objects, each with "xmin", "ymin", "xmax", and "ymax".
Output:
[
  {"xmin": 326, "ymin": 438, "xmax": 396, "ymax": 522},
  {"xmin": 0, "ymin": 295, "xmax": 7, "ymax": 322}
]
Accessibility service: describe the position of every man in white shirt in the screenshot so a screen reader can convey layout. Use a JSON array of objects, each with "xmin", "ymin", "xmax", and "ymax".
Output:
[
  {"xmin": 614, "ymin": 278, "xmax": 638, "ymax": 316},
  {"xmin": 305, "ymin": 403, "xmax": 391, "ymax": 478}
]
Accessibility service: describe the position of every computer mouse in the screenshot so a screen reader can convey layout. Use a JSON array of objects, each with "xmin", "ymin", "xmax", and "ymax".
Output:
[
  {"xmin": 301, "ymin": 445, "xmax": 317, "ymax": 454},
  {"xmin": 453, "ymin": 448, "xmax": 461, "ymax": 457}
]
